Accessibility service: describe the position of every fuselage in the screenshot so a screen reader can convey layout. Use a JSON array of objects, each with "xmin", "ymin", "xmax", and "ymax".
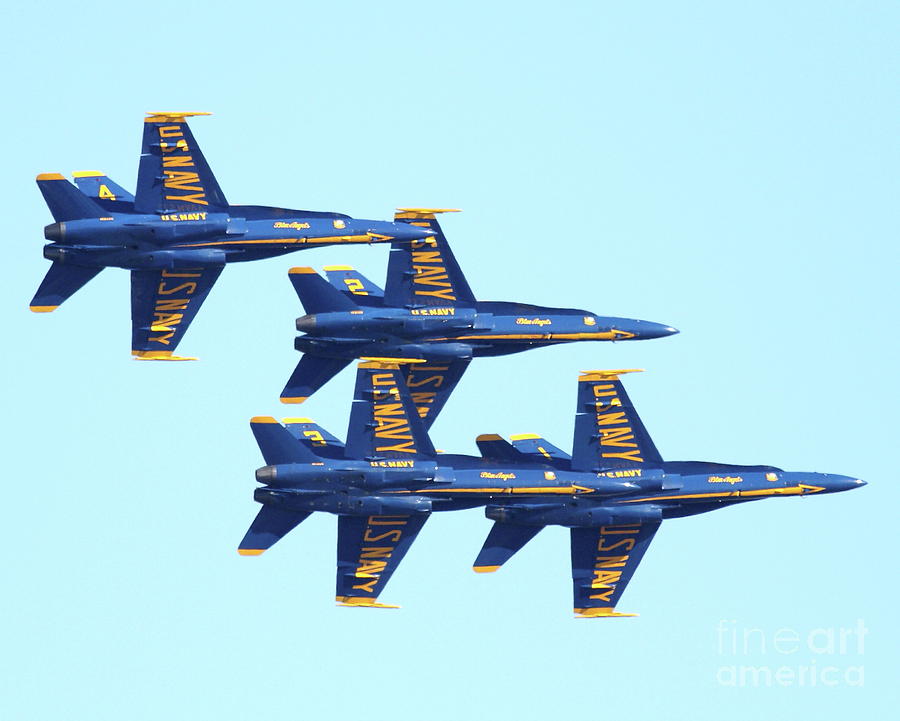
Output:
[
  {"xmin": 294, "ymin": 302, "xmax": 678, "ymax": 360},
  {"xmin": 41, "ymin": 205, "xmax": 430, "ymax": 270},
  {"xmin": 253, "ymin": 454, "xmax": 863, "ymax": 523}
]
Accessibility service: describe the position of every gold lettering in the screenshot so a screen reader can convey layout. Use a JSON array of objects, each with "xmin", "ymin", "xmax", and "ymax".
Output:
[
  {"xmin": 157, "ymin": 281, "xmax": 197, "ymax": 296},
  {"xmin": 362, "ymin": 529, "xmax": 403, "ymax": 543}
]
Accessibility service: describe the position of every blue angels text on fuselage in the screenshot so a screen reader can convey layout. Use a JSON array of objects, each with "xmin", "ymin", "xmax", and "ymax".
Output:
[
  {"xmin": 30, "ymin": 113, "xmax": 432, "ymax": 360},
  {"xmin": 241, "ymin": 361, "xmax": 864, "ymax": 615},
  {"xmin": 279, "ymin": 208, "xmax": 678, "ymax": 424}
]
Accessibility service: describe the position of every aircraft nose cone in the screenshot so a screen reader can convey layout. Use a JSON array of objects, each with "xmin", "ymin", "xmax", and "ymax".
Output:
[
  {"xmin": 385, "ymin": 223, "xmax": 436, "ymax": 243},
  {"xmin": 626, "ymin": 320, "xmax": 680, "ymax": 340},
  {"xmin": 823, "ymin": 474, "xmax": 866, "ymax": 493},
  {"xmin": 295, "ymin": 314, "xmax": 317, "ymax": 332}
]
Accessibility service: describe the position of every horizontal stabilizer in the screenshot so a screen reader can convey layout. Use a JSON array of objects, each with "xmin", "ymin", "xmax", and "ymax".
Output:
[
  {"xmin": 324, "ymin": 266, "xmax": 384, "ymax": 306},
  {"xmin": 30, "ymin": 262, "xmax": 103, "ymax": 312},
  {"xmin": 476, "ymin": 434, "xmax": 526, "ymax": 463},
  {"xmin": 336, "ymin": 513, "xmax": 430, "ymax": 607},
  {"xmin": 473, "ymin": 522, "xmax": 543, "ymax": 573},
  {"xmin": 73, "ymin": 171, "xmax": 135, "ymax": 211},
  {"xmin": 289, "ymin": 267, "xmax": 358, "ymax": 315},
  {"xmin": 280, "ymin": 353, "xmax": 352, "ymax": 404},
  {"xmin": 510, "ymin": 434, "xmax": 572, "ymax": 463},
  {"xmin": 250, "ymin": 417, "xmax": 321, "ymax": 465},
  {"xmin": 238, "ymin": 505, "xmax": 310, "ymax": 555},
  {"xmin": 282, "ymin": 418, "xmax": 346, "ymax": 455},
  {"xmin": 36, "ymin": 173, "xmax": 105, "ymax": 221}
]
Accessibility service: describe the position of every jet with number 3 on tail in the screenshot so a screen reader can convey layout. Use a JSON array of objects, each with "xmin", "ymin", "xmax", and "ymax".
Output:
[
  {"xmin": 30, "ymin": 113, "xmax": 432, "ymax": 360},
  {"xmin": 241, "ymin": 361, "xmax": 863, "ymax": 615}
]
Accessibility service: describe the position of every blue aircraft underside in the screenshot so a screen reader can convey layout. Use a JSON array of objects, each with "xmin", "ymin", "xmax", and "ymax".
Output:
[
  {"xmin": 242, "ymin": 361, "xmax": 864, "ymax": 615},
  {"xmin": 31, "ymin": 113, "xmax": 433, "ymax": 360},
  {"xmin": 280, "ymin": 209, "xmax": 678, "ymax": 420}
]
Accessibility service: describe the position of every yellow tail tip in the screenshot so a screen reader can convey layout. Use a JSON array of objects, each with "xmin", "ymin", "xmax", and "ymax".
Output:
[
  {"xmin": 237, "ymin": 549, "xmax": 264, "ymax": 556},
  {"xmin": 280, "ymin": 396, "xmax": 308, "ymax": 404},
  {"xmin": 72, "ymin": 170, "xmax": 104, "ymax": 178},
  {"xmin": 282, "ymin": 417, "xmax": 315, "ymax": 423},
  {"xmin": 250, "ymin": 416, "xmax": 279, "ymax": 424},
  {"xmin": 36, "ymin": 172, "xmax": 65, "ymax": 181},
  {"xmin": 29, "ymin": 305, "xmax": 58, "ymax": 313},
  {"xmin": 288, "ymin": 266, "xmax": 316, "ymax": 275},
  {"xmin": 473, "ymin": 565, "xmax": 500, "ymax": 573}
]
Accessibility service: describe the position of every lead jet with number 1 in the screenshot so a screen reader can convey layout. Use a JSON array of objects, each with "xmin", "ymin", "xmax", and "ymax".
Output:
[
  {"xmin": 30, "ymin": 113, "xmax": 431, "ymax": 360},
  {"xmin": 242, "ymin": 361, "xmax": 863, "ymax": 615},
  {"xmin": 280, "ymin": 209, "xmax": 678, "ymax": 425}
]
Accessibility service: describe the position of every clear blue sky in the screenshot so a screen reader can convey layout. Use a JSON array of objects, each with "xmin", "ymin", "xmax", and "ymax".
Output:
[{"xmin": 2, "ymin": 2, "xmax": 896, "ymax": 719}]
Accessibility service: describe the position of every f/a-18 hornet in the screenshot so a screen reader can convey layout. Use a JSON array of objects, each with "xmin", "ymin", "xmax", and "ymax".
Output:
[
  {"xmin": 31, "ymin": 113, "xmax": 431, "ymax": 360},
  {"xmin": 241, "ymin": 361, "xmax": 863, "ymax": 615},
  {"xmin": 280, "ymin": 208, "xmax": 678, "ymax": 424}
]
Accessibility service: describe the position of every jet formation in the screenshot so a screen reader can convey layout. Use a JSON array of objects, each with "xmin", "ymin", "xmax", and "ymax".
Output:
[
  {"xmin": 31, "ymin": 114, "xmax": 863, "ymax": 616},
  {"xmin": 241, "ymin": 361, "xmax": 864, "ymax": 615},
  {"xmin": 280, "ymin": 208, "xmax": 678, "ymax": 425},
  {"xmin": 31, "ymin": 112, "xmax": 430, "ymax": 360}
]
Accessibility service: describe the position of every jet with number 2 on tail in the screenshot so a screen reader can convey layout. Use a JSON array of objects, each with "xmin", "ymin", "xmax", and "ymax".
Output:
[
  {"xmin": 280, "ymin": 208, "xmax": 678, "ymax": 425},
  {"xmin": 241, "ymin": 361, "xmax": 863, "ymax": 615},
  {"xmin": 30, "ymin": 113, "xmax": 432, "ymax": 360}
]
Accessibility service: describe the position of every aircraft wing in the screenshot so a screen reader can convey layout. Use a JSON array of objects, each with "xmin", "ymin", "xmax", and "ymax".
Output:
[
  {"xmin": 570, "ymin": 521, "xmax": 660, "ymax": 617},
  {"xmin": 570, "ymin": 370, "xmax": 662, "ymax": 472},
  {"xmin": 344, "ymin": 361, "xmax": 436, "ymax": 460},
  {"xmin": 134, "ymin": 112, "xmax": 227, "ymax": 214},
  {"xmin": 383, "ymin": 209, "xmax": 476, "ymax": 308},
  {"xmin": 336, "ymin": 513, "xmax": 430, "ymax": 607},
  {"xmin": 130, "ymin": 266, "xmax": 223, "ymax": 359},
  {"xmin": 404, "ymin": 358, "xmax": 470, "ymax": 430}
]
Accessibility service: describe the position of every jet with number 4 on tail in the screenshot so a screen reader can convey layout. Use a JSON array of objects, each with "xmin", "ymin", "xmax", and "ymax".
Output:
[
  {"xmin": 241, "ymin": 361, "xmax": 863, "ymax": 615},
  {"xmin": 30, "ymin": 113, "xmax": 432, "ymax": 360},
  {"xmin": 280, "ymin": 208, "xmax": 679, "ymax": 424}
]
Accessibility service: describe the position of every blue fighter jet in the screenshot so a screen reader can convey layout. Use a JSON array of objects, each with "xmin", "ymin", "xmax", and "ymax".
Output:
[
  {"xmin": 240, "ymin": 361, "xmax": 864, "ymax": 615},
  {"xmin": 280, "ymin": 208, "xmax": 678, "ymax": 425},
  {"xmin": 30, "ymin": 113, "xmax": 431, "ymax": 360}
]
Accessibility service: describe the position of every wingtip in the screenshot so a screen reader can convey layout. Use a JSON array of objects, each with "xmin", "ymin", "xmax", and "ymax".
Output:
[
  {"xmin": 578, "ymin": 369, "xmax": 644, "ymax": 381},
  {"xmin": 132, "ymin": 350, "xmax": 198, "ymax": 361},
  {"xmin": 237, "ymin": 548, "xmax": 264, "ymax": 556},
  {"xmin": 250, "ymin": 416, "xmax": 279, "ymax": 424},
  {"xmin": 280, "ymin": 396, "xmax": 308, "ymax": 404},
  {"xmin": 288, "ymin": 266, "xmax": 317, "ymax": 275},
  {"xmin": 29, "ymin": 304, "xmax": 58, "ymax": 313},
  {"xmin": 36, "ymin": 172, "xmax": 66, "ymax": 181},
  {"xmin": 336, "ymin": 596, "xmax": 401, "ymax": 609},
  {"xmin": 473, "ymin": 565, "xmax": 500, "ymax": 573},
  {"xmin": 574, "ymin": 607, "xmax": 638, "ymax": 618}
]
